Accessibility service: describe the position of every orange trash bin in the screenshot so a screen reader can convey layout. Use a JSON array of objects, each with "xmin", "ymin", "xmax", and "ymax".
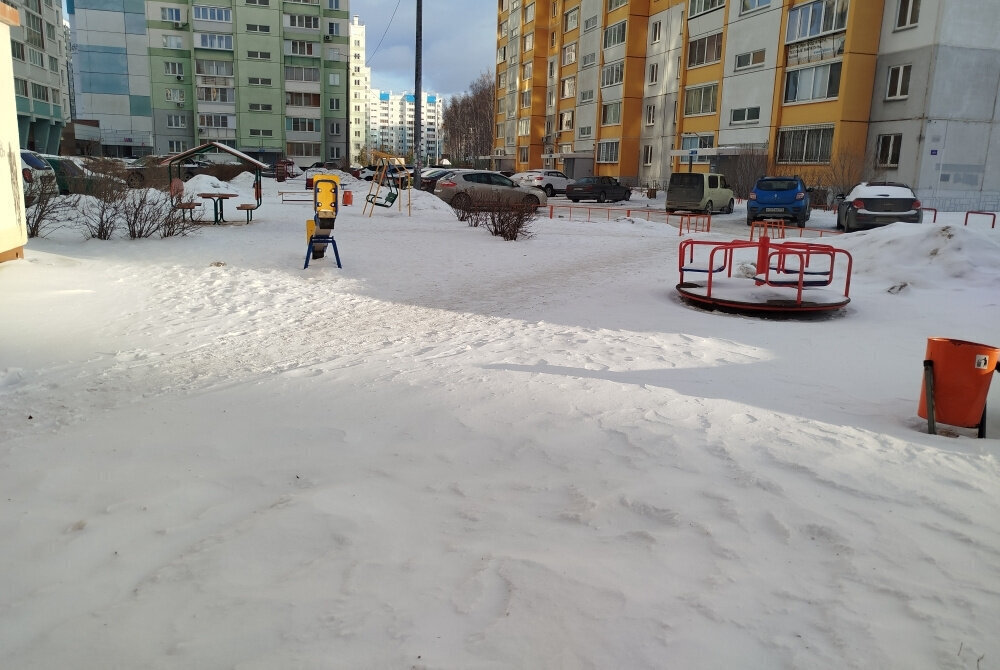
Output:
[
  {"xmin": 343, "ymin": 190, "xmax": 353, "ymax": 206},
  {"xmin": 918, "ymin": 337, "xmax": 999, "ymax": 429}
]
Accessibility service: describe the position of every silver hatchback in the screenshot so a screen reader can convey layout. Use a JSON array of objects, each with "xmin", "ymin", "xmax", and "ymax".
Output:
[{"xmin": 433, "ymin": 170, "xmax": 547, "ymax": 210}]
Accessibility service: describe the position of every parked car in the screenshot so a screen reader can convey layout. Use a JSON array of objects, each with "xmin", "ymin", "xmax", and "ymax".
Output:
[
  {"xmin": 21, "ymin": 150, "xmax": 58, "ymax": 205},
  {"xmin": 511, "ymin": 169, "xmax": 572, "ymax": 197},
  {"xmin": 40, "ymin": 155, "xmax": 102, "ymax": 195},
  {"xmin": 359, "ymin": 164, "xmax": 411, "ymax": 187},
  {"xmin": 564, "ymin": 175, "xmax": 631, "ymax": 203},
  {"xmin": 418, "ymin": 168, "xmax": 454, "ymax": 192},
  {"xmin": 665, "ymin": 172, "xmax": 734, "ymax": 213},
  {"xmin": 125, "ymin": 154, "xmax": 209, "ymax": 187},
  {"xmin": 433, "ymin": 169, "xmax": 547, "ymax": 210},
  {"xmin": 747, "ymin": 176, "xmax": 812, "ymax": 227},
  {"xmin": 836, "ymin": 182, "xmax": 922, "ymax": 233}
]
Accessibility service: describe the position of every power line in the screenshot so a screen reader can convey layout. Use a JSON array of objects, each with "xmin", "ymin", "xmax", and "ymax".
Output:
[{"xmin": 367, "ymin": 0, "xmax": 401, "ymax": 67}]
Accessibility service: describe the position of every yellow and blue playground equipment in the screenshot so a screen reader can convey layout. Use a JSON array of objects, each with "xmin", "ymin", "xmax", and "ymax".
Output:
[
  {"xmin": 304, "ymin": 174, "xmax": 342, "ymax": 269},
  {"xmin": 363, "ymin": 151, "xmax": 411, "ymax": 217}
]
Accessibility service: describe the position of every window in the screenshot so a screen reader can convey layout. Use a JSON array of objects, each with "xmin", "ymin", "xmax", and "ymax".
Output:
[
  {"xmin": 886, "ymin": 64, "xmax": 911, "ymax": 99},
  {"xmin": 561, "ymin": 76, "xmax": 576, "ymax": 98},
  {"xmin": 168, "ymin": 140, "xmax": 188, "ymax": 154},
  {"xmin": 248, "ymin": 76, "xmax": 272, "ymax": 85},
  {"xmin": 249, "ymin": 128, "xmax": 273, "ymax": 137},
  {"xmin": 564, "ymin": 8, "xmax": 579, "ymax": 31},
  {"xmin": 161, "ymin": 7, "xmax": 182, "ymax": 21},
  {"xmin": 247, "ymin": 0, "xmax": 270, "ymax": 5},
  {"xmin": 643, "ymin": 145, "xmax": 653, "ymax": 166},
  {"xmin": 559, "ymin": 110, "xmax": 574, "ymax": 131},
  {"xmin": 518, "ymin": 146, "xmax": 529, "ymax": 163},
  {"xmin": 286, "ymin": 66, "xmax": 320, "ymax": 81},
  {"xmin": 329, "ymin": 72, "xmax": 340, "ymax": 85},
  {"xmin": 784, "ymin": 62, "xmax": 841, "ymax": 103},
  {"xmin": 603, "ymin": 21, "xmax": 626, "ymax": 48},
  {"xmin": 523, "ymin": 62, "xmax": 532, "ymax": 80},
  {"xmin": 193, "ymin": 6, "xmax": 232, "ymax": 21},
  {"xmin": 601, "ymin": 101, "xmax": 621, "ymax": 125},
  {"xmin": 287, "ymin": 142, "xmax": 321, "ymax": 156},
  {"xmin": 681, "ymin": 134, "xmax": 714, "ymax": 162},
  {"xmin": 580, "ymin": 89, "xmax": 594, "ymax": 103},
  {"xmin": 164, "ymin": 114, "xmax": 184, "ymax": 128},
  {"xmin": 24, "ymin": 13, "xmax": 43, "ymax": 48},
  {"xmin": 741, "ymin": 0, "xmax": 770, "ymax": 12},
  {"xmin": 776, "ymin": 125, "xmax": 834, "ymax": 163},
  {"xmin": 578, "ymin": 125, "xmax": 592, "ymax": 138},
  {"xmin": 517, "ymin": 118, "xmax": 530, "ymax": 136},
  {"xmin": 735, "ymin": 49, "xmax": 765, "ymax": 70},
  {"xmin": 648, "ymin": 63, "xmax": 659, "ymax": 84},
  {"xmin": 286, "ymin": 91, "xmax": 321, "ymax": 107},
  {"xmin": 601, "ymin": 61, "xmax": 624, "ymax": 87},
  {"xmin": 896, "ymin": 0, "xmax": 920, "ymax": 28},
  {"xmin": 688, "ymin": 33, "xmax": 722, "ymax": 68},
  {"xmin": 11, "ymin": 40, "xmax": 24, "ymax": 61},
  {"xmin": 608, "ymin": 0, "xmax": 627, "ymax": 9},
  {"xmin": 562, "ymin": 42, "xmax": 576, "ymax": 65},
  {"xmin": 523, "ymin": 32, "xmax": 533, "ymax": 51},
  {"xmin": 197, "ymin": 86, "xmax": 234, "ymax": 102},
  {"xmin": 877, "ymin": 133, "xmax": 902, "ymax": 167},
  {"xmin": 199, "ymin": 113, "xmax": 232, "ymax": 127},
  {"xmin": 690, "ymin": 0, "xmax": 724, "ymax": 16},
  {"xmin": 596, "ymin": 140, "xmax": 620, "ymax": 163},
  {"xmin": 645, "ymin": 104, "xmax": 656, "ymax": 125},
  {"xmin": 581, "ymin": 52, "xmax": 596, "ymax": 68},
  {"xmin": 163, "ymin": 35, "xmax": 183, "ymax": 49},
  {"xmin": 583, "ymin": 15, "xmax": 599, "ymax": 31},
  {"xmin": 247, "ymin": 50, "xmax": 271, "ymax": 59},
  {"xmin": 498, "ymin": 71, "xmax": 507, "ymax": 89},
  {"xmin": 651, "ymin": 21, "xmax": 661, "ymax": 43},
  {"xmin": 28, "ymin": 48, "xmax": 44, "ymax": 66},
  {"xmin": 286, "ymin": 118, "xmax": 319, "ymax": 132},
  {"xmin": 164, "ymin": 61, "xmax": 184, "ymax": 76},
  {"xmin": 249, "ymin": 103, "xmax": 273, "ymax": 111},
  {"xmin": 524, "ymin": 2, "xmax": 535, "ymax": 22},
  {"xmin": 247, "ymin": 24, "xmax": 270, "ymax": 33},
  {"xmin": 165, "ymin": 88, "xmax": 185, "ymax": 102},
  {"xmin": 684, "ymin": 83, "xmax": 717, "ymax": 115},
  {"xmin": 520, "ymin": 90, "xmax": 531, "ymax": 107},
  {"xmin": 30, "ymin": 82, "xmax": 48, "ymax": 101},
  {"xmin": 288, "ymin": 40, "xmax": 317, "ymax": 56},
  {"xmin": 199, "ymin": 33, "xmax": 234, "ymax": 50},
  {"xmin": 287, "ymin": 14, "xmax": 319, "ymax": 29},
  {"xmin": 326, "ymin": 96, "xmax": 340, "ymax": 110},
  {"xmin": 48, "ymin": 55, "xmax": 58, "ymax": 71},
  {"xmin": 196, "ymin": 59, "xmax": 234, "ymax": 75},
  {"xmin": 730, "ymin": 106, "xmax": 760, "ymax": 124},
  {"xmin": 14, "ymin": 77, "xmax": 28, "ymax": 97},
  {"xmin": 786, "ymin": 0, "xmax": 848, "ymax": 43}
]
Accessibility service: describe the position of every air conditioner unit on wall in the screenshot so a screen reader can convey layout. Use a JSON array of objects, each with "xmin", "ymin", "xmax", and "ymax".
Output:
[
  {"xmin": 176, "ymin": 101, "xmax": 184, "ymax": 107},
  {"xmin": 323, "ymin": 35, "xmax": 331, "ymax": 41},
  {"xmin": 176, "ymin": 74, "xmax": 184, "ymax": 81}
]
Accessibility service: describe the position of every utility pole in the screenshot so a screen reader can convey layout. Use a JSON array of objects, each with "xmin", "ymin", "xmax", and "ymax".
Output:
[{"xmin": 413, "ymin": 0, "xmax": 422, "ymax": 184}]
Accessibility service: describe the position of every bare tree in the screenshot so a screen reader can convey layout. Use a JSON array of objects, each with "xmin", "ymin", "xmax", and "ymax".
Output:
[
  {"xmin": 443, "ymin": 70, "xmax": 495, "ymax": 167},
  {"xmin": 24, "ymin": 181, "xmax": 80, "ymax": 238},
  {"xmin": 79, "ymin": 175, "xmax": 128, "ymax": 240},
  {"xmin": 721, "ymin": 145, "xmax": 771, "ymax": 199}
]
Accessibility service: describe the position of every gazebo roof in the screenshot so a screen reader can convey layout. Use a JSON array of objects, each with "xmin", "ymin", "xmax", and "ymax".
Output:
[{"xmin": 161, "ymin": 142, "xmax": 269, "ymax": 170}]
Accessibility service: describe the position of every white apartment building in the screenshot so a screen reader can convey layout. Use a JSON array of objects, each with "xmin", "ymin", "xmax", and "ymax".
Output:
[
  {"xmin": 367, "ymin": 89, "xmax": 444, "ymax": 164},
  {"xmin": 348, "ymin": 14, "xmax": 370, "ymax": 164}
]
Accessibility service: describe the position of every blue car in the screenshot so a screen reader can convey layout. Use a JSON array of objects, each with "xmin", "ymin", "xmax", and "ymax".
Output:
[{"xmin": 747, "ymin": 176, "xmax": 812, "ymax": 227}]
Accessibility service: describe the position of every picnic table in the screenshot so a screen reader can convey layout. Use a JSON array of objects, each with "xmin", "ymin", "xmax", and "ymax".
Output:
[{"xmin": 198, "ymin": 192, "xmax": 238, "ymax": 224}]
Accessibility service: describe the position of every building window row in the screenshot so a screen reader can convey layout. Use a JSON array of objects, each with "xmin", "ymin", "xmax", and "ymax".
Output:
[
  {"xmin": 784, "ymin": 61, "xmax": 841, "ymax": 104},
  {"xmin": 776, "ymin": 125, "xmax": 833, "ymax": 163},
  {"xmin": 690, "ymin": 0, "xmax": 724, "ymax": 18},
  {"xmin": 786, "ymin": 0, "xmax": 849, "ymax": 44},
  {"xmin": 688, "ymin": 32, "xmax": 722, "ymax": 68}
]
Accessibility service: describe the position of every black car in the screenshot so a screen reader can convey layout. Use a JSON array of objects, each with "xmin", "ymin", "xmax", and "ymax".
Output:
[
  {"xmin": 418, "ymin": 168, "xmax": 453, "ymax": 192},
  {"xmin": 565, "ymin": 176, "xmax": 631, "ymax": 203},
  {"xmin": 836, "ymin": 182, "xmax": 922, "ymax": 233},
  {"xmin": 125, "ymin": 155, "xmax": 209, "ymax": 187}
]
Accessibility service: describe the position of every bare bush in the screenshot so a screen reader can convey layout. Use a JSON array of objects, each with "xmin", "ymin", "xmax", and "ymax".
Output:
[
  {"xmin": 458, "ymin": 197, "xmax": 536, "ymax": 241},
  {"xmin": 24, "ymin": 180, "xmax": 80, "ymax": 238},
  {"xmin": 722, "ymin": 145, "xmax": 771, "ymax": 199},
  {"xmin": 159, "ymin": 199, "xmax": 203, "ymax": 238},
  {"xmin": 121, "ymin": 187, "xmax": 182, "ymax": 239},
  {"xmin": 79, "ymin": 174, "xmax": 128, "ymax": 239}
]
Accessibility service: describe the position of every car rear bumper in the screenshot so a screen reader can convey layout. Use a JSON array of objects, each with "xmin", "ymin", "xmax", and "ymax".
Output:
[{"xmin": 747, "ymin": 203, "xmax": 806, "ymax": 218}]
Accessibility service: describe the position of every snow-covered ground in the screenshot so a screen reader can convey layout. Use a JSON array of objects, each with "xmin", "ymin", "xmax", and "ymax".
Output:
[{"xmin": 2, "ymin": 172, "xmax": 999, "ymax": 669}]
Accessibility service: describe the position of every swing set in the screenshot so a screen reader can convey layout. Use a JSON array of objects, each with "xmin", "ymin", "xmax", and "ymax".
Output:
[{"xmin": 362, "ymin": 151, "xmax": 411, "ymax": 217}]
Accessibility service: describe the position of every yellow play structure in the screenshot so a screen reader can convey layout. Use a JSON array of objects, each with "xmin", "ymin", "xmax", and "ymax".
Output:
[
  {"xmin": 304, "ymin": 174, "xmax": 341, "ymax": 269},
  {"xmin": 363, "ymin": 151, "xmax": 411, "ymax": 217}
]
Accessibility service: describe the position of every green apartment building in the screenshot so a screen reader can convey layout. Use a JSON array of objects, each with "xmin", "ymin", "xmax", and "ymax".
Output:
[{"xmin": 70, "ymin": 0, "xmax": 350, "ymax": 165}]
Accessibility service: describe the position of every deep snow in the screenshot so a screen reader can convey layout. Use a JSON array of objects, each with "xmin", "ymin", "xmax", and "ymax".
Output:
[{"xmin": 1, "ymin": 172, "xmax": 999, "ymax": 669}]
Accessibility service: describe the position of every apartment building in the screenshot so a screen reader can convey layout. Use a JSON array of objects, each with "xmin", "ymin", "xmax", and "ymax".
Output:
[
  {"xmin": 69, "ymin": 0, "xmax": 350, "ymax": 164},
  {"xmin": 368, "ymin": 90, "xmax": 444, "ymax": 164},
  {"xmin": 11, "ymin": 0, "xmax": 71, "ymax": 153},
  {"xmin": 495, "ymin": 0, "xmax": 1000, "ymax": 207},
  {"xmin": 347, "ymin": 14, "xmax": 370, "ymax": 163}
]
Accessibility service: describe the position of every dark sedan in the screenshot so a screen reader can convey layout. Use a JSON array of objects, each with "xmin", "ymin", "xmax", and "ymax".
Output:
[
  {"xmin": 418, "ymin": 168, "xmax": 453, "ymax": 192},
  {"xmin": 565, "ymin": 176, "xmax": 631, "ymax": 203},
  {"xmin": 836, "ymin": 182, "xmax": 922, "ymax": 232}
]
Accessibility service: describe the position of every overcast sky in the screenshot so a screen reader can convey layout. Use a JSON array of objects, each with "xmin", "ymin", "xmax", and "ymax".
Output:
[{"xmin": 348, "ymin": 0, "xmax": 496, "ymax": 100}]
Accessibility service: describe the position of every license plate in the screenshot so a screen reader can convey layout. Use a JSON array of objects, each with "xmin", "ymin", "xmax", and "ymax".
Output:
[{"xmin": 765, "ymin": 207, "xmax": 784, "ymax": 213}]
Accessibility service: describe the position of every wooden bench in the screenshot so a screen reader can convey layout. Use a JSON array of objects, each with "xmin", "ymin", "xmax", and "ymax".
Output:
[
  {"xmin": 237, "ymin": 182, "xmax": 264, "ymax": 223},
  {"xmin": 170, "ymin": 178, "xmax": 200, "ymax": 221}
]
